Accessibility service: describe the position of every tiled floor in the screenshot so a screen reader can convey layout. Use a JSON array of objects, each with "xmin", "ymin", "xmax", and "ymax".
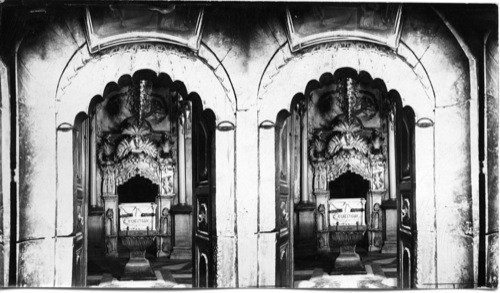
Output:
[
  {"xmin": 87, "ymin": 251, "xmax": 397, "ymax": 288},
  {"xmin": 293, "ymin": 252, "xmax": 398, "ymax": 288},
  {"xmin": 87, "ymin": 254, "xmax": 193, "ymax": 288}
]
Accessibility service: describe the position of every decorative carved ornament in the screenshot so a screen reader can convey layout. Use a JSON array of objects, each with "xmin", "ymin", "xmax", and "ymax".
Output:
[
  {"xmin": 311, "ymin": 121, "xmax": 375, "ymax": 184},
  {"xmin": 310, "ymin": 77, "xmax": 388, "ymax": 190},
  {"xmin": 98, "ymin": 79, "xmax": 178, "ymax": 197}
]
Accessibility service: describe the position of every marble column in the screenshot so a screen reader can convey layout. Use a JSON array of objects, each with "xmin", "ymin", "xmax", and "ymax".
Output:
[
  {"xmin": 485, "ymin": 30, "xmax": 498, "ymax": 288},
  {"xmin": 0, "ymin": 61, "xmax": 10, "ymax": 287},
  {"xmin": 300, "ymin": 105, "xmax": 309, "ymax": 204},
  {"xmin": 388, "ymin": 116, "xmax": 397, "ymax": 201},
  {"xmin": 178, "ymin": 115, "xmax": 186, "ymax": 205},
  {"xmin": 156, "ymin": 195, "xmax": 173, "ymax": 257},
  {"xmin": 295, "ymin": 100, "xmax": 316, "ymax": 256},
  {"xmin": 90, "ymin": 116, "xmax": 98, "ymax": 208},
  {"xmin": 382, "ymin": 118, "xmax": 397, "ymax": 254},
  {"xmin": 103, "ymin": 193, "xmax": 118, "ymax": 258},
  {"xmin": 171, "ymin": 106, "xmax": 193, "ymax": 260}
]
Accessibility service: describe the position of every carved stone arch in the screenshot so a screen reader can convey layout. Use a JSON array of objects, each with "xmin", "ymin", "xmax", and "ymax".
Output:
[
  {"xmin": 55, "ymin": 43, "xmax": 236, "ymax": 127},
  {"xmin": 276, "ymin": 109, "xmax": 291, "ymax": 126},
  {"xmin": 257, "ymin": 41, "xmax": 435, "ymax": 125},
  {"xmin": 88, "ymin": 95, "xmax": 105, "ymax": 117}
]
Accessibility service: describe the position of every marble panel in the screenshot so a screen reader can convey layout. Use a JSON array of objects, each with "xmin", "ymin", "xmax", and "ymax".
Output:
[
  {"xmin": 436, "ymin": 233, "xmax": 474, "ymax": 287},
  {"xmin": 257, "ymin": 232, "xmax": 277, "ymax": 287},
  {"xmin": 237, "ymin": 234, "xmax": 258, "ymax": 287},
  {"xmin": 54, "ymin": 237, "xmax": 74, "ymax": 287},
  {"xmin": 215, "ymin": 235, "xmax": 237, "ymax": 288},
  {"xmin": 17, "ymin": 238, "xmax": 55, "ymax": 287},
  {"xmin": 414, "ymin": 125, "xmax": 436, "ymax": 232},
  {"xmin": 258, "ymin": 127, "xmax": 276, "ymax": 232},
  {"xmin": 434, "ymin": 104, "xmax": 472, "ymax": 234},
  {"xmin": 215, "ymin": 128, "xmax": 236, "ymax": 237},
  {"xmin": 418, "ymin": 22, "xmax": 470, "ymax": 108},
  {"xmin": 399, "ymin": 5, "xmax": 443, "ymax": 61},
  {"xmin": 414, "ymin": 230, "xmax": 437, "ymax": 287},
  {"xmin": 17, "ymin": 19, "xmax": 82, "ymax": 241},
  {"xmin": 486, "ymin": 233, "xmax": 499, "ymax": 287},
  {"xmin": 236, "ymin": 109, "xmax": 258, "ymax": 236}
]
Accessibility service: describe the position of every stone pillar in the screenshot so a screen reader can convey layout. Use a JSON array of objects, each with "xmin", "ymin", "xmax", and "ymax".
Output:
[
  {"xmin": 178, "ymin": 114, "xmax": 186, "ymax": 206},
  {"xmin": 235, "ymin": 108, "xmax": 259, "ymax": 287},
  {"xmin": 257, "ymin": 123, "xmax": 277, "ymax": 286},
  {"xmin": 414, "ymin": 118, "xmax": 436, "ymax": 287},
  {"xmin": 295, "ymin": 100, "xmax": 316, "ymax": 256},
  {"xmin": 170, "ymin": 106, "xmax": 192, "ymax": 260},
  {"xmin": 388, "ymin": 118, "xmax": 397, "ymax": 201},
  {"xmin": 382, "ymin": 118, "xmax": 397, "ymax": 254},
  {"xmin": 434, "ymin": 102, "xmax": 473, "ymax": 287},
  {"xmin": 55, "ymin": 125, "xmax": 82, "ymax": 286},
  {"xmin": 313, "ymin": 161, "xmax": 330, "ymax": 254},
  {"xmin": 0, "ymin": 61, "xmax": 10, "ymax": 287},
  {"xmin": 90, "ymin": 117, "xmax": 98, "ymax": 208},
  {"xmin": 300, "ymin": 105, "xmax": 309, "ymax": 204},
  {"xmin": 214, "ymin": 126, "xmax": 237, "ymax": 287},
  {"xmin": 16, "ymin": 74, "xmax": 59, "ymax": 286},
  {"xmin": 156, "ymin": 195, "xmax": 173, "ymax": 257},
  {"xmin": 185, "ymin": 101, "xmax": 193, "ymax": 207},
  {"xmin": 103, "ymin": 194, "xmax": 118, "ymax": 258},
  {"xmin": 485, "ymin": 30, "xmax": 498, "ymax": 288}
]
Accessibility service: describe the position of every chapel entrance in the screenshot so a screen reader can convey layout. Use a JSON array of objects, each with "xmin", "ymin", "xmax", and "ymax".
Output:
[
  {"xmin": 72, "ymin": 69, "xmax": 217, "ymax": 287},
  {"xmin": 276, "ymin": 68, "xmax": 416, "ymax": 288}
]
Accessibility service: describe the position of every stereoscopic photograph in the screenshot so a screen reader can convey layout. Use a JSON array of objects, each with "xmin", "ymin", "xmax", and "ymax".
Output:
[{"xmin": 0, "ymin": 0, "xmax": 497, "ymax": 290}]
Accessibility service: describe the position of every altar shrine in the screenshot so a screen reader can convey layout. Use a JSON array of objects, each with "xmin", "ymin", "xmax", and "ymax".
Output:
[
  {"xmin": 119, "ymin": 203, "xmax": 158, "ymax": 280},
  {"xmin": 306, "ymin": 74, "xmax": 391, "ymax": 260},
  {"xmin": 97, "ymin": 76, "xmax": 178, "ymax": 262}
]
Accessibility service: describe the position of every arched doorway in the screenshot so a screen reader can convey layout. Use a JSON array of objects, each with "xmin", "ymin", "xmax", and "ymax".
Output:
[
  {"xmin": 55, "ymin": 43, "xmax": 237, "ymax": 288},
  {"xmin": 256, "ymin": 39, "xmax": 442, "ymax": 287},
  {"xmin": 71, "ymin": 69, "xmax": 218, "ymax": 287},
  {"xmin": 264, "ymin": 66, "xmax": 421, "ymax": 288},
  {"xmin": 288, "ymin": 69, "xmax": 415, "ymax": 288}
]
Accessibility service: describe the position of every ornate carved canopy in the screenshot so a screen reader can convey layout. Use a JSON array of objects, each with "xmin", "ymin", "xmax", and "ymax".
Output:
[
  {"xmin": 314, "ymin": 121, "xmax": 372, "ymax": 182},
  {"xmin": 97, "ymin": 78, "xmax": 179, "ymax": 197},
  {"xmin": 310, "ymin": 77, "xmax": 387, "ymax": 191}
]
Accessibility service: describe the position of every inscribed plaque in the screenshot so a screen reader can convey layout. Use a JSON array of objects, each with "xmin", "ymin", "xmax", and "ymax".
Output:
[
  {"xmin": 328, "ymin": 198, "xmax": 367, "ymax": 226},
  {"xmin": 119, "ymin": 202, "xmax": 157, "ymax": 231}
]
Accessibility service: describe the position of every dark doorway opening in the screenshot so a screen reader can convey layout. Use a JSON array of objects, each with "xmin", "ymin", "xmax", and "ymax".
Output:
[
  {"xmin": 329, "ymin": 172, "xmax": 370, "ymax": 199},
  {"xmin": 117, "ymin": 176, "xmax": 158, "ymax": 204}
]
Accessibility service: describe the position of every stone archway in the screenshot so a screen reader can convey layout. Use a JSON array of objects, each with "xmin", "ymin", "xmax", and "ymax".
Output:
[
  {"xmin": 55, "ymin": 43, "xmax": 237, "ymax": 287},
  {"xmin": 256, "ymin": 41, "xmax": 445, "ymax": 288}
]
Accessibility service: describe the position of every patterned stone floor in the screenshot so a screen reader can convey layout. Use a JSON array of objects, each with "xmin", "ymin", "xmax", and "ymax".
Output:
[
  {"xmin": 87, "ymin": 255, "xmax": 192, "ymax": 288},
  {"xmin": 293, "ymin": 252, "xmax": 398, "ymax": 288},
  {"xmin": 87, "ymin": 251, "xmax": 397, "ymax": 288}
]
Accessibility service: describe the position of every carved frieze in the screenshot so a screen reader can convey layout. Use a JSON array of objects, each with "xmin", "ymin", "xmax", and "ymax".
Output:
[
  {"xmin": 311, "ymin": 121, "xmax": 373, "ymax": 184},
  {"xmin": 98, "ymin": 122, "xmax": 176, "ymax": 197}
]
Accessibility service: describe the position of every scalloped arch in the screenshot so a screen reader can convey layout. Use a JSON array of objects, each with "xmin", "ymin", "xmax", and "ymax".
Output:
[
  {"xmin": 56, "ymin": 43, "xmax": 236, "ymax": 126},
  {"xmin": 257, "ymin": 41, "xmax": 435, "ymax": 123}
]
